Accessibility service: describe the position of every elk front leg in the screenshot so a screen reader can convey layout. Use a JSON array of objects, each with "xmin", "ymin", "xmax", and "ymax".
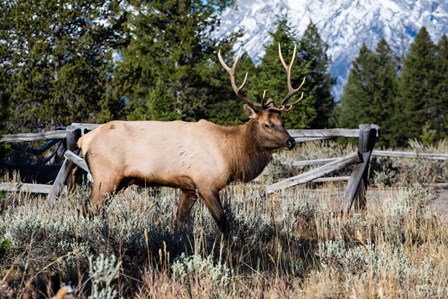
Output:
[
  {"xmin": 176, "ymin": 189, "xmax": 198, "ymax": 230},
  {"xmin": 198, "ymin": 189, "xmax": 227, "ymax": 234},
  {"xmin": 87, "ymin": 175, "xmax": 121, "ymax": 215}
]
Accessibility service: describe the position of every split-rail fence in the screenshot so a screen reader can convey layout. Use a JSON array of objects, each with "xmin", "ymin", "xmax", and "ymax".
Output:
[{"xmin": 2, "ymin": 123, "xmax": 447, "ymax": 213}]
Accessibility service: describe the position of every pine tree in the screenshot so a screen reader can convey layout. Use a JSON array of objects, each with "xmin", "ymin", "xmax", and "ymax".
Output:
[
  {"xmin": 0, "ymin": 45, "xmax": 8, "ymax": 135},
  {"xmin": 395, "ymin": 27, "xmax": 437, "ymax": 145},
  {"xmin": 433, "ymin": 34, "xmax": 448, "ymax": 139},
  {"xmin": 299, "ymin": 21, "xmax": 335, "ymax": 129},
  {"xmin": 0, "ymin": 0, "xmax": 125, "ymax": 132},
  {"xmin": 337, "ymin": 44, "xmax": 376, "ymax": 128},
  {"xmin": 255, "ymin": 16, "xmax": 312, "ymax": 129},
  {"xmin": 111, "ymin": 0, "xmax": 234, "ymax": 122},
  {"xmin": 371, "ymin": 39, "xmax": 399, "ymax": 147},
  {"xmin": 337, "ymin": 40, "xmax": 399, "ymax": 147},
  {"xmin": 0, "ymin": 66, "xmax": 8, "ymax": 166},
  {"xmin": 0, "ymin": 6, "xmax": 11, "ymax": 136}
]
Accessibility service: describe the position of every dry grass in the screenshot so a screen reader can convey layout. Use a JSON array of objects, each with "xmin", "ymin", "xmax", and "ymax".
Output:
[{"xmin": 1, "ymin": 140, "xmax": 448, "ymax": 298}]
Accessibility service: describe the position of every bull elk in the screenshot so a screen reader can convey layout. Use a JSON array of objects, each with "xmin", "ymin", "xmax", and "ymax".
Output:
[{"xmin": 77, "ymin": 44, "xmax": 305, "ymax": 234}]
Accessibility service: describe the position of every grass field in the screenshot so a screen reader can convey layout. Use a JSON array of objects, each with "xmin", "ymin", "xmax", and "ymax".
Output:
[{"xmin": 1, "ymin": 140, "xmax": 448, "ymax": 298}]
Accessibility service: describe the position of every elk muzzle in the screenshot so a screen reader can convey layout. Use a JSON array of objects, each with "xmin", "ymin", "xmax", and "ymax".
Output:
[{"xmin": 285, "ymin": 137, "xmax": 295, "ymax": 150}]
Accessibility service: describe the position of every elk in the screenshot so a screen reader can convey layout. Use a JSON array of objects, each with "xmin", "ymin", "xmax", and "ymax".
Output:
[{"xmin": 77, "ymin": 44, "xmax": 305, "ymax": 234}]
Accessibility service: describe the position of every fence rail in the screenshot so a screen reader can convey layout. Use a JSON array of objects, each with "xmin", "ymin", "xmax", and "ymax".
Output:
[
  {"xmin": 288, "ymin": 128, "xmax": 361, "ymax": 142},
  {"xmin": 0, "ymin": 130, "xmax": 66, "ymax": 143},
  {"xmin": 267, "ymin": 152, "xmax": 360, "ymax": 194},
  {"xmin": 0, "ymin": 182, "xmax": 67, "ymax": 194},
  {"xmin": 372, "ymin": 150, "xmax": 448, "ymax": 160},
  {"xmin": 0, "ymin": 124, "xmax": 99, "ymax": 144},
  {"xmin": 0, "ymin": 127, "xmax": 362, "ymax": 144},
  {"xmin": 288, "ymin": 150, "xmax": 448, "ymax": 168}
]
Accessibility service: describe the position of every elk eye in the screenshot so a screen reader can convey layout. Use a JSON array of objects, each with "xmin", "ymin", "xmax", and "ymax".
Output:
[{"xmin": 264, "ymin": 122, "xmax": 272, "ymax": 129}]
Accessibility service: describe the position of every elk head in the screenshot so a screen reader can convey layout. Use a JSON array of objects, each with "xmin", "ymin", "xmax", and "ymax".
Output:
[{"xmin": 218, "ymin": 44, "xmax": 305, "ymax": 150}]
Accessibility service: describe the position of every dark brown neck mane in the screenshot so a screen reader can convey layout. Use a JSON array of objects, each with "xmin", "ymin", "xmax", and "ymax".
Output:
[{"xmin": 219, "ymin": 120, "xmax": 273, "ymax": 183}]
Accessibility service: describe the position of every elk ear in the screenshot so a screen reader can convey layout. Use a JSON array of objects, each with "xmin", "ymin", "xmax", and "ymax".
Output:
[{"xmin": 243, "ymin": 104, "xmax": 258, "ymax": 119}]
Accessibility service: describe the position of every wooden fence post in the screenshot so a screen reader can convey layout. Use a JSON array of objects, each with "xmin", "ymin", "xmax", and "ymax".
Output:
[
  {"xmin": 341, "ymin": 124, "xmax": 379, "ymax": 214},
  {"xmin": 47, "ymin": 126, "xmax": 81, "ymax": 205}
]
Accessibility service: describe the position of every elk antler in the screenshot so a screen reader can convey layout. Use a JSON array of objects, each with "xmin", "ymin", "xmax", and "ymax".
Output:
[
  {"xmin": 218, "ymin": 49, "xmax": 263, "ymax": 109},
  {"xmin": 268, "ymin": 43, "xmax": 306, "ymax": 112}
]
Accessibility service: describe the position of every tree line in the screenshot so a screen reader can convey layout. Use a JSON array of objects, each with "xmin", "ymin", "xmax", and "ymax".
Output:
[
  {"xmin": 0, "ymin": 0, "xmax": 446, "ymax": 149},
  {"xmin": 337, "ymin": 27, "xmax": 448, "ymax": 148},
  {"xmin": 0, "ymin": 1, "xmax": 333, "ymax": 133}
]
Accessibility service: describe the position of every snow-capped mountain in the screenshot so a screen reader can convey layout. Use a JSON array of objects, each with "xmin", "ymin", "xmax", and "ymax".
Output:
[{"xmin": 216, "ymin": 0, "xmax": 448, "ymax": 99}]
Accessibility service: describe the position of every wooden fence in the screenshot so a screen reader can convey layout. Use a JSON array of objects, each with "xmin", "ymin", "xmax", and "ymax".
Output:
[
  {"xmin": 266, "ymin": 124, "xmax": 380, "ymax": 212},
  {"xmin": 1, "ymin": 123, "xmax": 447, "ymax": 213}
]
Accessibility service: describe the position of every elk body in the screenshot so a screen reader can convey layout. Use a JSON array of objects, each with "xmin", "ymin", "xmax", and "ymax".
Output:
[{"xmin": 77, "ymin": 45, "xmax": 305, "ymax": 233}]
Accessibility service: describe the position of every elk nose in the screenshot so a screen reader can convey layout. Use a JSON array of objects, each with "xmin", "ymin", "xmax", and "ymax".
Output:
[{"xmin": 285, "ymin": 137, "xmax": 296, "ymax": 150}]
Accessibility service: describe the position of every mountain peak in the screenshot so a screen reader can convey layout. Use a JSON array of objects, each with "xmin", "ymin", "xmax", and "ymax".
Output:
[{"xmin": 216, "ymin": 0, "xmax": 448, "ymax": 99}]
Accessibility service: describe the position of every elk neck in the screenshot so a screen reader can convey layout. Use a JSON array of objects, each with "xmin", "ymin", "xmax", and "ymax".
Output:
[{"xmin": 218, "ymin": 119, "xmax": 273, "ymax": 183}]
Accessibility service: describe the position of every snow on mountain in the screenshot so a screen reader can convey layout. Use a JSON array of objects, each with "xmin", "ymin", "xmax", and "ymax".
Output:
[{"xmin": 215, "ymin": 0, "xmax": 448, "ymax": 99}]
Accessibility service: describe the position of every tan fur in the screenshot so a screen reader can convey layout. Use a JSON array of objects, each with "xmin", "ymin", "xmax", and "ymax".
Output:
[{"xmin": 77, "ymin": 107, "xmax": 295, "ymax": 233}]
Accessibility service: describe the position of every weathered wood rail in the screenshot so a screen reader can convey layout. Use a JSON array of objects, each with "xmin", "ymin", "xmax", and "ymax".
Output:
[
  {"xmin": 267, "ymin": 152, "xmax": 360, "ymax": 192},
  {"xmin": 0, "ymin": 182, "xmax": 67, "ymax": 194},
  {"xmin": 0, "ymin": 130, "xmax": 66, "ymax": 143},
  {"xmin": 288, "ymin": 128, "xmax": 359, "ymax": 142},
  {"xmin": 0, "ymin": 124, "xmax": 99, "ymax": 144},
  {"xmin": 290, "ymin": 151, "xmax": 448, "ymax": 166}
]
